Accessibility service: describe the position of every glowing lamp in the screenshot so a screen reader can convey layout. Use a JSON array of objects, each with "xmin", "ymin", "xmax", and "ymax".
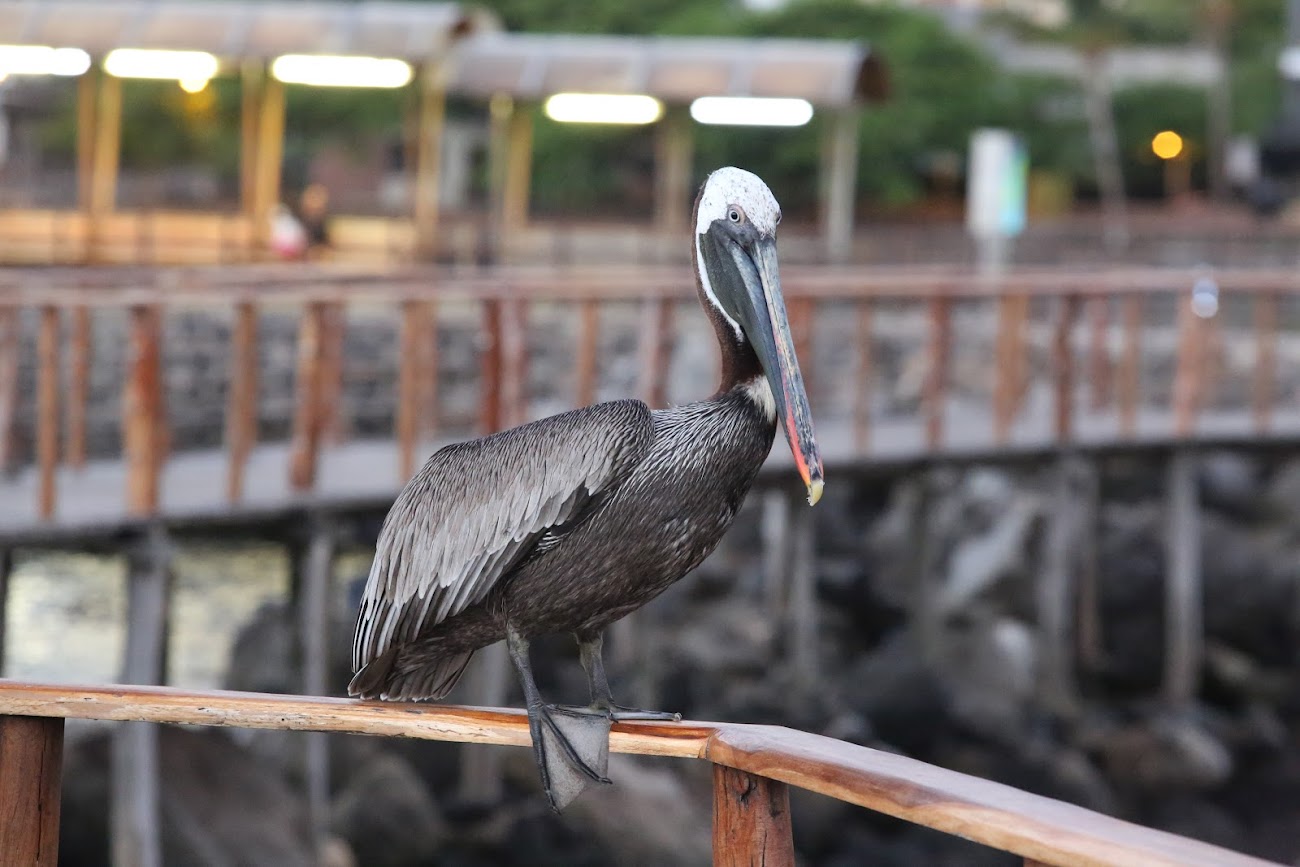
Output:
[
  {"xmin": 271, "ymin": 55, "xmax": 413, "ymax": 88},
  {"xmin": 105, "ymin": 49, "xmax": 219, "ymax": 82},
  {"xmin": 543, "ymin": 93, "xmax": 664, "ymax": 125},
  {"xmin": 690, "ymin": 97, "xmax": 814, "ymax": 127},
  {"xmin": 1151, "ymin": 130, "xmax": 1184, "ymax": 161},
  {"xmin": 0, "ymin": 45, "xmax": 90, "ymax": 77}
]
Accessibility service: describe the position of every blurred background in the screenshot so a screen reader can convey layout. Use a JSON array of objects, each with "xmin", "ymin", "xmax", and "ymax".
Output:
[{"xmin": 2, "ymin": 0, "xmax": 1300, "ymax": 865}]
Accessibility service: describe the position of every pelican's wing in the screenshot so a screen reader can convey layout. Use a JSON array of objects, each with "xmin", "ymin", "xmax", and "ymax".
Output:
[{"xmin": 351, "ymin": 399, "xmax": 653, "ymax": 672}]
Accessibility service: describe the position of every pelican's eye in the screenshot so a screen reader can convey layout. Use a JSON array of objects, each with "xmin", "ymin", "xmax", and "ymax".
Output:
[{"xmin": 727, "ymin": 208, "xmax": 742, "ymax": 223}]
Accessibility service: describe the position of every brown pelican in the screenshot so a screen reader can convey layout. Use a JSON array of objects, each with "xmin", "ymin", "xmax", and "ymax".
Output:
[{"xmin": 350, "ymin": 167, "xmax": 823, "ymax": 810}]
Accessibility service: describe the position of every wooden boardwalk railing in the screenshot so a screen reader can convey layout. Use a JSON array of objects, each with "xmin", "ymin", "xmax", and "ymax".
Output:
[
  {"xmin": 0, "ymin": 680, "xmax": 1283, "ymax": 867},
  {"xmin": 1, "ymin": 264, "xmax": 1297, "ymax": 533}
]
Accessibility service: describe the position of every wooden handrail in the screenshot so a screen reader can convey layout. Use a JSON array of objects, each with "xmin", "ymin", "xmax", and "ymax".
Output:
[{"xmin": 0, "ymin": 680, "xmax": 1280, "ymax": 867}]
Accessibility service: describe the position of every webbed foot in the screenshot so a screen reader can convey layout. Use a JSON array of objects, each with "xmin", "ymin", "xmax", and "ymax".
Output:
[{"xmin": 527, "ymin": 702, "xmax": 612, "ymax": 812}]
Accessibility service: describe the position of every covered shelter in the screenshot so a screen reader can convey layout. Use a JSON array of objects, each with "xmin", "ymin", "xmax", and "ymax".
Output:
[
  {"xmin": 0, "ymin": 0, "xmax": 494, "ymax": 263},
  {"xmin": 0, "ymin": 0, "xmax": 888, "ymax": 266},
  {"xmin": 448, "ymin": 33, "xmax": 888, "ymax": 262}
]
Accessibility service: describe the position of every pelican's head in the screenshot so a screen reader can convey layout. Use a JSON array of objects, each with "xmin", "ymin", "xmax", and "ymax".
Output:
[{"xmin": 693, "ymin": 167, "xmax": 824, "ymax": 506}]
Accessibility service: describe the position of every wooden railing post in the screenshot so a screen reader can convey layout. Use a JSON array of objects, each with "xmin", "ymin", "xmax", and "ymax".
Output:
[
  {"xmin": 1052, "ymin": 295, "xmax": 1079, "ymax": 443},
  {"xmin": 993, "ymin": 292, "xmax": 1028, "ymax": 444},
  {"xmin": 397, "ymin": 299, "xmax": 431, "ymax": 480},
  {"xmin": 575, "ymin": 299, "xmax": 600, "ymax": 407},
  {"xmin": 289, "ymin": 301, "xmax": 326, "ymax": 491},
  {"xmin": 1086, "ymin": 295, "xmax": 1112, "ymax": 410},
  {"xmin": 1117, "ymin": 295, "xmax": 1142, "ymax": 436},
  {"xmin": 924, "ymin": 297, "xmax": 951, "ymax": 450},
  {"xmin": 36, "ymin": 305, "xmax": 60, "ymax": 520},
  {"xmin": 65, "ymin": 305, "xmax": 91, "ymax": 468},
  {"xmin": 500, "ymin": 297, "xmax": 529, "ymax": 427},
  {"xmin": 0, "ymin": 715, "xmax": 64, "ymax": 866},
  {"xmin": 853, "ymin": 300, "xmax": 873, "ymax": 451},
  {"xmin": 0, "ymin": 306, "xmax": 18, "ymax": 474},
  {"xmin": 224, "ymin": 301, "xmax": 259, "ymax": 502},
  {"xmin": 1252, "ymin": 291, "xmax": 1278, "ymax": 434},
  {"xmin": 712, "ymin": 764, "xmax": 795, "ymax": 867},
  {"xmin": 480, "ymin": 298, "xmax": 503, "ymax": 434},
  {"xmin": 637, "ymin": 296, "xmax": 674, "ymax": 409},
  {"xmin": 123, "ymin": 304, "xmax": 164, "ymax": 517}
]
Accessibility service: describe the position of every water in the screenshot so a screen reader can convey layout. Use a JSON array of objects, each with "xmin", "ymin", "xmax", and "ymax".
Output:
[{"xmin": 4, "ymin": 544, "xmax": 372, "ymax": 688}]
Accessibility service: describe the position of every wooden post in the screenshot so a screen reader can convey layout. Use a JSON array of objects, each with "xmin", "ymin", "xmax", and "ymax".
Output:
[
  {"xmin": 1087, "ymin": 296, "xmax": 1112, "ymax": 410},
  {"xmin": 224, "ymin": 302, "xmax": 259, "ymax": 502},
  {"xmin": 298, "ymin": 515, "xmax": 335, "ymax": 849},
  {"xmin": 480, "ymin": 299, "xmax": 503, "ymax": 434},
  {"xmin": 924, "ymin": 297, "xmax": 951, "ymax": 450},
  {"xmin": 500, "ymin": 298, "xmax": 529, "ymax": 427},
  {"xmin": 397, "ymin": 300, "xmax": 430, "ymax": 480},
  {"xmin": 1172, "ymin": 295, "xmax": 1203, "ymax": 438},
  {"xmin": 1252, "ymin": 292, "xmax": 1278, "ymax": 433},
  {"xmin": 1052, "ymin": 295, "xmax": 1079, "ymax": 442},
  {"xmin": 654, "ymin": 110, "xmax": 693, "ymax": 239},
  {"xmin": 0, "ymin": 715, "xmax": 64, "ymax": 867},
  {"xmin": 711, "ymin": 764, "xmax": 795, "ymax": 867},
  {"xmin": 252, "ymin": 75, "xmax": 286, "ymax": 251},
  {"xmin": 993, "ymin": 293, "xmax": 1029, "ymax": 444},
  {"xmin": 1075, "ymin": 457, "xmax": 1104, "ymax": 676},
  {"xmin": 1164, "ymin": 449, "xmax": 1202, "ymax": 706},
  {"xmin": 123, "ymin": 305, "xmax": 164, "ymax": 516},
  {"xmin": 0, "ymin": 307, "xmax": 17, "ymax": 474},
  {"xmin": 637, "ymin": 298, "xmax": 674, "ymax": 410},
  {"xmin": 113, "ymin": 525, "xmax": 171, "ymax": 867},
  {"xmin": 413, "ymin": 67, "xmax": 447, "ymax": 259},
  {"xmin": 316, "ymin": 303, "xmax": 346, "ymax": 445},
  {"xmin": 36, "ymin": 306, "xmax": 59, "ymax": 520},
  {"xmin": 502, "ymin": 105, "xmax": 533, "ymax": 231},
  {"xmin": 1117, "ymin": 295, "xmax": 1142, "ymax": 437},
  {"xmin": 65, "ymin": 306, "xmax": 91, "ymax": 468},
  {"xmin": 575, "ymin": 300, "xmax": 600, "ymax": 407},
  {"xmin": 289, "ymin": 302, "xmax": 325, "ymax": 492},
  {"xmin": 820, "ymin": 107, "xmax": 860, "ymax": 264},
  {"xmin": 854, "ymin": 301, "xmax": 873, "ymax": 452},
  {"xmin": 424, "ymin": 300, "xmax": 441, "ymax": 437}
]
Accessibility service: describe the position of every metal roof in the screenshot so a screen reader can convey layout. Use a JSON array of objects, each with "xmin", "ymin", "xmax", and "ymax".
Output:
[
  {"xmin": 0, "ymin": 0, "xmax": 496, "ymax": 61},
  {"xmin": 447, "ymin": 34, "xmax": 889, "ymax": 107}
]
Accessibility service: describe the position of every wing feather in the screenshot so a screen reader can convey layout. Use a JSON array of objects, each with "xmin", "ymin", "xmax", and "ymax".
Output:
[{"xmin": 352, "ymin": 400, "xmax": 652, "ymax": 672}]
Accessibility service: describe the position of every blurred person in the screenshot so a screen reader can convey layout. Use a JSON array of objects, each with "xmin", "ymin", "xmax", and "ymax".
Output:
[
  {"xmin": 299, "ymin": 182, "xmax": 333, "ymax": 260},
  {"xmin": 269, "ymin": 203, "xmax": 307, "ymax": 260}
]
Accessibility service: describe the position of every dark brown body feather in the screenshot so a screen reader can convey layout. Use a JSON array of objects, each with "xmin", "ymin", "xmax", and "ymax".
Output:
[{"xmin": 350, "ymin": 385, "xmax": 775, "ymax": 701}]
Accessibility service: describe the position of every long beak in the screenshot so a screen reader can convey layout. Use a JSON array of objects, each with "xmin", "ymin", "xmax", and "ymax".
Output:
[{"xmin": 728, "ymin": 236, "xmax": 824, "ymax": 505}]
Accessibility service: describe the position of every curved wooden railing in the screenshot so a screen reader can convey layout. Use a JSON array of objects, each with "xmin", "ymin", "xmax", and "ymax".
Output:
[{"xmin": 0, "ymin": 680, "xmax": 1283, "ymax": 867}]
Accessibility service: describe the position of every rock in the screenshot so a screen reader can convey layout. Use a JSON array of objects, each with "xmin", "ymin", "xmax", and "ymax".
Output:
[
  {"xmin": 845, "ymin": 630, "xmax": 950, "ymax": 754},
  {"xmin": 60, "ymin": 724, "xmax": 315, "ymax": 867},
  {"xmin": 1095, "ymin": 716, "xmax": 1233, "ymax": 792},
  {"xmin": 331, "ymin": 752, "xmax": 447, "ymax": 867},
  {"xmin": 1198, "ymin": 452, "xmax": 1263, "ymax": 519},
  {"xmin": 939, "ymin": 614, "xmax": 1036, "ymax": 737}
]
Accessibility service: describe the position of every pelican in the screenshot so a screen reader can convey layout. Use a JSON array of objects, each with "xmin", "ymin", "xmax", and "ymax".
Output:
[{"xmin": 350, "ymin": 167, "xmax": 823, "ymax": 810}]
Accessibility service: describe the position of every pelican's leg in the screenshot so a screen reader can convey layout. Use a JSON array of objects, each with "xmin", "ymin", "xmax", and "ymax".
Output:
[
  {"xmin": 573, "ymin": 630, "xmax": 681, "ymax": 722},
  {"xmin": 505, "ymin": 624, "xmax": 611, "ymax": 811}
]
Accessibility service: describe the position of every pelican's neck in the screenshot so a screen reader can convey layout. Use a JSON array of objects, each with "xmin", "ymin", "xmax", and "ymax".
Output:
[{"xmin": 691, "ymin": 233, "xmax": 762, "ymax": 394}]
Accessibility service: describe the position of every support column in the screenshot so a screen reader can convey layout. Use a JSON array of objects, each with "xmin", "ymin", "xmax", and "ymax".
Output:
[
  {"xmin": 654, "ymin": 109, "xmax": 693, "ymax": 240},
  {"xmin": 1164, "ymin": 449, "xmax": 1202, "ymax": 706},
  {"xmin": 112, "ymin": 524, "xmax": 172, "ymax": 867},
  {"xmin": 456, "ymin": 642, "xmax": 508, "ymax": 804},
  {"xmin": 820, "ymin": 107, "xmax": 860, "ymax": 264},
  {"xmin": 298, "ymin": 515, "xmax": 335, "ymax": 851},
  {"xmin": 502, "ymin": 104, "xmax": 533, "ymax": 231},
  {"xmin": 251, "ymin": 73, "xmax": 286, "ymax": 252},
  {"xmin": 413, "ymin": 65, "xmax": 447, "ymax": 259},
  {"xmin": 1037, "ymin": 454, "xmax": 1083, "ymax": 717},
  {"xmin": 87, "ymin": 72, "xmax": 122, "ymax": 261},
  {"xmin": 240, "ymin": 61, "xmax": 264, "ymax": 226},
  {"xmin": 76, "ymin": 69, "xmax": 99, "ymax": 214}
]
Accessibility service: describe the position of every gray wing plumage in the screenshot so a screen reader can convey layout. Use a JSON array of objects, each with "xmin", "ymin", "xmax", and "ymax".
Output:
[{"xmin": 351, "ymin": 399, "xmax": 653, "ymax": 675}]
